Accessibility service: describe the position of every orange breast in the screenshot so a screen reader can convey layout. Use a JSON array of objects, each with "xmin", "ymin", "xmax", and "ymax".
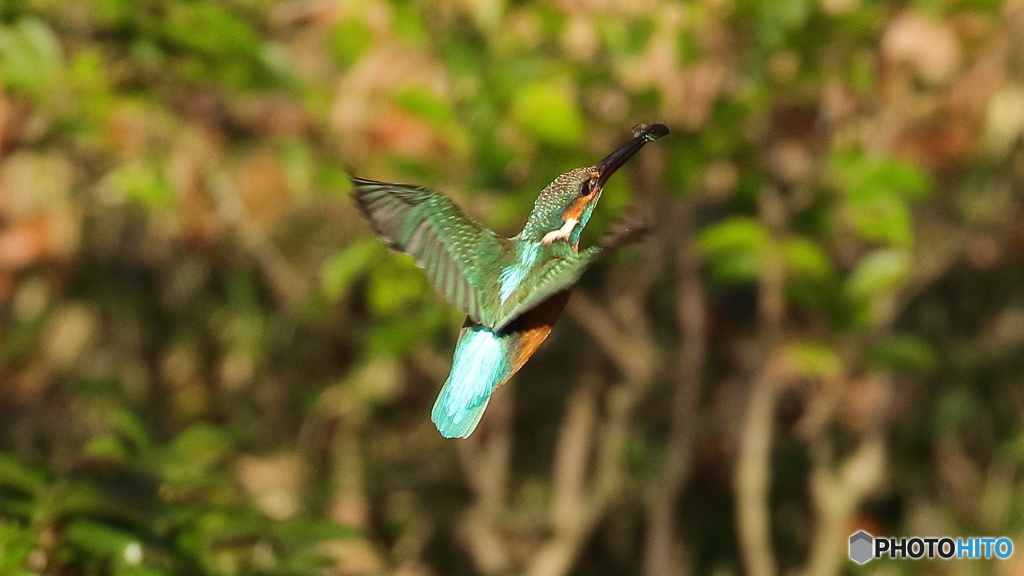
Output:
[{"xmin": 509, "ymin": 290, "xmax": 572, "ymax": 375}]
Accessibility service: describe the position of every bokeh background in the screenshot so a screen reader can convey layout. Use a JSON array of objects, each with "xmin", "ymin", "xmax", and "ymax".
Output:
[{"xmin": 1, "ymin": 0, "xmax": 1024, "ymax": 575}]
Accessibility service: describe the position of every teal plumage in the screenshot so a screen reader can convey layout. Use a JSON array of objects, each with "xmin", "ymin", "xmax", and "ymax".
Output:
[{"xmin": 354, "ymin": 123, "xmax": 668, "ymax": 438}]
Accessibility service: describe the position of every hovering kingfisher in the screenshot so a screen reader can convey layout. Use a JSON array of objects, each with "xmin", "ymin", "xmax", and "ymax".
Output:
[{"xmin": 353, "ymin": 123, "xmax": 668, "ymax": 438}]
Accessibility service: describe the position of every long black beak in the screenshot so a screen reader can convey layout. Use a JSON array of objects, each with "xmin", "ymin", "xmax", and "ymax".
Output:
[{"xmin": 596, "ymin": 123, "xmax": 669, "ymax": 186}]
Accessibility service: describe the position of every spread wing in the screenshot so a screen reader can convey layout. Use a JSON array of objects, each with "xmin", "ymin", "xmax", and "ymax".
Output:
[
  {"xmin": 352, "ymin": 178, "xmax": 513, "ymax": 324},
  {"xmin": 489, "ymin": 214, "xmax": 651, "ymax": 332}
]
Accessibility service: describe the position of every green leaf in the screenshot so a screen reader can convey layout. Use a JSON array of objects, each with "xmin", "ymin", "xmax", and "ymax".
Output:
[
  {"xmin": 786, "ymin": 342, "xmax": 841, "ymax": 381},
  {"xmin": 163, "ymin": 3, "xmax": 261, "ymax": 60},
  {"xmin": 782, "ymin": 237, "xmax": 833, "ymax": 279},
  {"xmin": 64, "ymin": 519, "xmax": 138, "ymax": 557},
  {"xmin": 0, "ymin": 453, "xmax": 47, "ymax": 496},
  {"xmin": 677, "ymin": 31, "xmax": 701, "ymax": 65},
  {"xmin": 321, "ymin": 239, "xmax": 384, "ymax": 301},
  {"xmin": 393, "ymin": 3, "xmax": 428, "ymax": 45},
  {"xmin": 709, "ymin": 250, "xmax": 762, "ymax": 283},
  {"xmin": 280, "ymin": 140, "xmax": 312, "ymax": 196},
  {"xmin": 170, "ymin": 425, "xmax": 232, "ymax": 470},
  {"xmin": 625, "ymin": 18, "xmax": 656, "ymax": 55},
  {"xmin": 270, "ymin": 518, "xmax": 360, "ymax": 548},
  {"xmin": 0, "ymin": 520, "xmax": 36, "ymax": 575},
  {"xmin": 83, "ymin": 434, "xmax": 130, "ymax": 462},
  {"xmin": 832, "ymin": 150, "xmax": 932, "ymax": 201},
  {"xmin": 97, "ymin": 403, "xmax": 152, "ymax": 451},
  {"xmin": 109, "ymin": 160, "xmax": 176, "ymax": 208},
  {"xmin": 846, "ymin": 196, "xmax": 914, "ymax": 247},
  {"xmin": 395, "ymin": 86, "xmax": 455, "ymax": 128},
  {"xmin": 330, "ymin": 18, "xmax": 373, "ymax": 67},
  {"xmin": 0, "ymin": 18, "xmax": 62, "ymax": 100},
  {"xmin": 367, "ymin": 258, "xmax": 429, "ymax": 316},
  {"xmin": 867, "ymin": 334, "xmax": 937, "ymax": 373},
  {"xmin": 697, "ymin": 217, "xmax": 771, "ymax": 256},
  {"xmin": 934, "ymin": 388, "xmax": 976, "ymax": 434},
  {"xmin": 512, "ymin": 82, "xmax": 585, "ymax": 147},
  {"xmin": 844, "ymin": 248, "xmax": 911, "ymax": 300}
]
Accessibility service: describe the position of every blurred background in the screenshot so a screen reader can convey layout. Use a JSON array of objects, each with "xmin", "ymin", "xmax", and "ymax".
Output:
[{"xmin": 1, "ymin": 0, "xmax": 1024, "ymax": 575}]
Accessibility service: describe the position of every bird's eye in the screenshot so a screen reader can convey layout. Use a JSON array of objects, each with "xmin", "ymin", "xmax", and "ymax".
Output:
[{"xmin": 578, "ymin": 178, "xmax": 597, "ymax": 197}]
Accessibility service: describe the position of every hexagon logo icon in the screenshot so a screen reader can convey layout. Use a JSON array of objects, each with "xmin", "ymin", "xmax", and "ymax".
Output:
[{"xmin": 849, "ymin": 531, "xmax": 873, "ymax": 564}]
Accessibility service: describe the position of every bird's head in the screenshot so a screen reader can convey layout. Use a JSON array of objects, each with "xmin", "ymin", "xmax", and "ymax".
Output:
[{"xmin": 520, "ymin": 123, "xmax": 669, "ymax": 245}]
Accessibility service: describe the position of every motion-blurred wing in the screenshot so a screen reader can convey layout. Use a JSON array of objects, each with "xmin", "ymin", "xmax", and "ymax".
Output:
[
  {"xmin": 489, "ymin": 216, "xmax": 650, "ymax": 332},
  {"xmin": 352, "ymin": 178, "xmax": 512, "ymax": 323}
]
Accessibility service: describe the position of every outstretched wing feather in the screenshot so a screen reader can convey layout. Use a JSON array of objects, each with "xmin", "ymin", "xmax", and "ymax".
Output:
[{"xmin": 352, "ymin": 178, "xmax": 510, "ymax": 326}]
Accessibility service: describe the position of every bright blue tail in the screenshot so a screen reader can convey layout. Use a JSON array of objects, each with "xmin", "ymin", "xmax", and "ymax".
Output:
[{"xmin": 431, "ymin": 324, "xmax": 512, "ymax": 439}]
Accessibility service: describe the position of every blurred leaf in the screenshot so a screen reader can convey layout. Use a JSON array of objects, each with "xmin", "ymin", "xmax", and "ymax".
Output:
[
  {"xmin": 0, "ymin": 520, "xmax": 35, "ymax": 576},
  {"xmin": 786, "ymin": 342, "xmax": 841, "ymax": 381},
  {"xmin": 832, "ymin": 150, "xmax": 932, "ymax": 201},
  {"xmin": 65, "ymin": 518, "xmax": 138, "ymax": 557},
  {"xmin": 84, "ymin": 434, "xmax": 131, "ymax": 462},
  {"xmin": 934, "ymin": 388, "xmax": 977, "ymax": 435},
  {"xmin": 169, "ymin": 425, "xmax": 232, "ymax": 471},
  {"xmin": 270, "ymin": 518, "xmax": 359, "ymax": 548},
  {"xmin": 395, "ymin": 86, "xmax": 455, "ymax": 129},
  {"xmin": 677, "ymin": 30, "xmax": 701, "ymax": 65},
  {"xmin": 163, "ymin": 2, "xmax": 261, "ymax": 60},
  {"xmin": 47, "ymin": 482, "xmax": 112, "ymax": 519},
  {"xmin": 367, "ymin": 258, "xmax": 429, "ymax": 316},
  {"xmin": 321, "ymin": 239, "xmax": 384, "ymax": 302},
  {"xmin": 697, "ymin": 217, "xmax": 771, "ymax": 256},
  {"xmin": 782, "ymin": 236, "xmax": 833, "ymax": 279},
  {"xmin": 846, "ymin": 196, "xmax": 914, "ymax": 247},
  {"xmin": 0, "ymin": 453, "xmax": 47, "ymax": 496},
  {"xmin": 625, "ymin": 19, "xmax": 657, "ymax": 55},
  {"xmin": 844, "ymin": 248, "xmax": 911, "ymax": 300},
  {"xmin": 0, "ymin": 17, "xmax": 62, "ymax": 100},
  {"xmin": 393, "ymin": 3, "xmax": 428, "ymax": 45},
  {"xmin": 109, "ymin": 160, "xmax": 176, "ymax": 208},
  {"xmin": 330, "ymin": 18, "xmax": 373, "ymax": 68},
  {"xmin": 867, "ymin": 334, "xmax": 937, "ymax": 373},
  {"xmin": 280, "ymin": 140, "xmax": 312, "ymax": 196},
  {"xmin": 98, "ymin": 403, "xmax": 152, "ymax": 452},
  {"xmin": 512, "ymin": 82, "xmax": 585, "ymax": 147},
  {"xmin": 709, "ymin": 250, "xmax": 762, "ymax": 283},
  {"xmin": 755, "ymin": 0, "xmax": 811, "ymax": 49},
  {"xmin": 117, "ymin": 567, "xmax": 167, "ymax": 576},
  {"xmin": 368, "ymin": 317, "xmax": 422, "ymax": 356}
]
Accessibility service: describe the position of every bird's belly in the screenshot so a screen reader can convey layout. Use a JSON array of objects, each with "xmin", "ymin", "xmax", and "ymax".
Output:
[{"xmin": 508, "ymin": 289, "xmax": 572, "ymax": 374}]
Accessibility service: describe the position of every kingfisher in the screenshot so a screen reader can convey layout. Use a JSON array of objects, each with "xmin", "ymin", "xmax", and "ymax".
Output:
[{"xmin": 353, "ymin": 123, "xmax": 668, "ymax": 438}]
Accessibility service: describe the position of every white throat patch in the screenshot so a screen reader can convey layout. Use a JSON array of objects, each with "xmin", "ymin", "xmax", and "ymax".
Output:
[{"xmin": 541, "ymin": 218, "xmax": 578, "ymax": 244}]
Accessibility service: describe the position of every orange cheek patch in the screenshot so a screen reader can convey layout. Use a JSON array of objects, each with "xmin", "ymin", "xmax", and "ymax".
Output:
[{"xmin": 562, "ymin": 195, "xmax": 591, "ymax": 224}]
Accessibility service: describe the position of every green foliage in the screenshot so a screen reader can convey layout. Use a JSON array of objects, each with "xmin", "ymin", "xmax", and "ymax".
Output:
[
  {"xmin": 0, "ymin": 17, "xmax": 62, "ymax": 100},
  {"xmin": 782, "ymin": 237, "xmax": 833, "ymax": 280},
  {"xmin": 844, "ymin": 248, "xmax": 911, "ymax": 300},
  {"xmin": 162, "ymin": 3, "xmax": 262, "ymax": 60},
  {"xmin": 697, "ymin": 217, "xmax": 771, "ymax": 283},
  {"xmin": 831, "ymin": 150, "xmax": 932, "ymax": 247},
  {"xmin": 512, "ymin": 81, "xmax": 585, "ymax": 147},
  {"xmin": 109, "ymin": 160, "xmax": 177, "ymax": 208},
  {"xmin": 329, "ymin": 18, "xmax": 373, "ymax": 68},
  {"xmin": 867, "ymin": 334, "xmax": 937, "ymax": 373},
  {"xmin": 320, "ymin": 238, "xmax": 384, "ymax": 302}
]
